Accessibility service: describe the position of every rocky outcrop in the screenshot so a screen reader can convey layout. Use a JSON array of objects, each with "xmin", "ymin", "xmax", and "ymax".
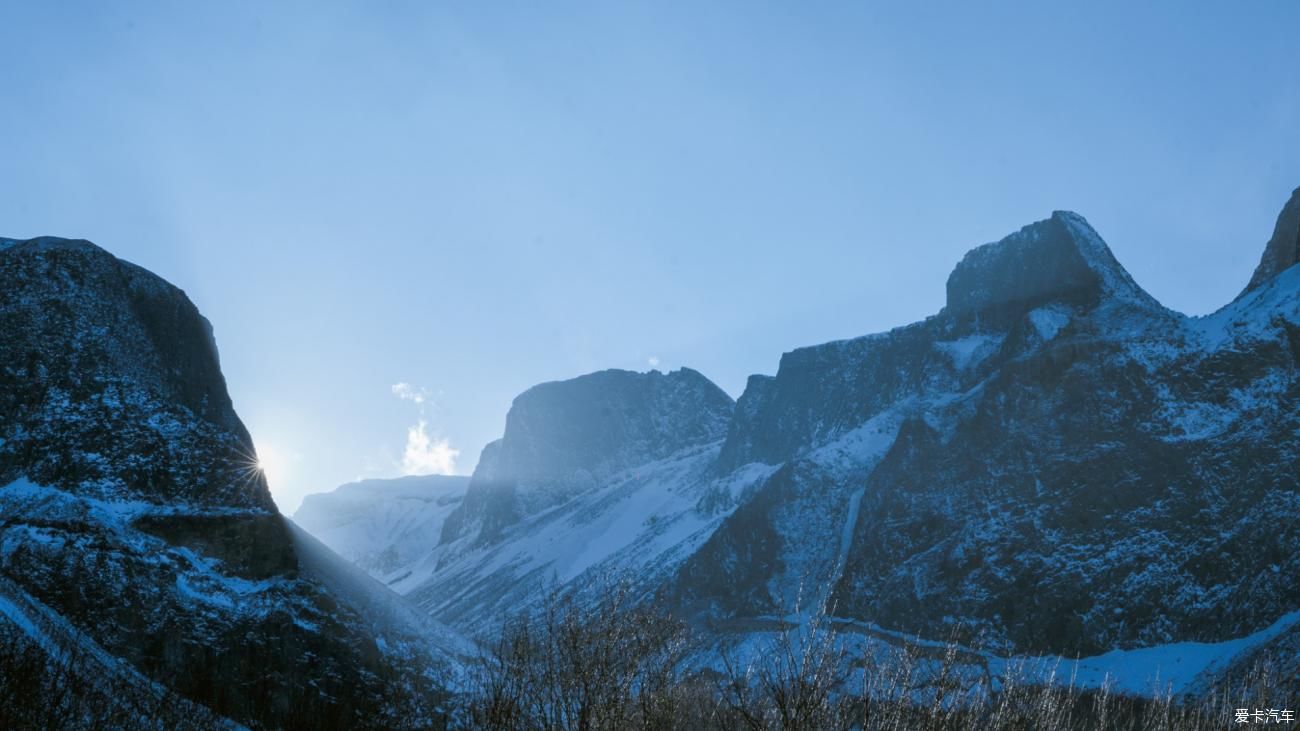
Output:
[
  {"xmin": 944, "ymin": 211, "xmax": 1159, "ymax": 320},
  {"xmin": 441, "ymin": 367, "xmax": 734, "ymax": 544},
  {"xmin": 0, "ymin": 237, "xmax": 266, "ymax": 508},
  {"xmin": 1245, "ymin": 187, "xmax": 1300, "ymax": 293},
  {"xmin": 0, "ymin": 237, "xmax": 458, "ymax": 727},
  {"xmin": 715, "ymin": 212, "xmax": 1172, "ymax": 473}
]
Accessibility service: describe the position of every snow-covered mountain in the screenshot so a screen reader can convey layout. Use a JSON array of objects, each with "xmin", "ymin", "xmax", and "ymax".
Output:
[
  {"xmin": 294, "ymin": 475, "xmax": 469, "ymax": 581},
  {"xmin": 677, "ymin": 206, "xmax": 1298, "ymax": 656},
  {"xmin": 303, "ymin": 188, "xmax": 1299, "ymax": 691},
  {"xmin": 0, "ymin": 237, "xmax": 466, "ymax": 727}
]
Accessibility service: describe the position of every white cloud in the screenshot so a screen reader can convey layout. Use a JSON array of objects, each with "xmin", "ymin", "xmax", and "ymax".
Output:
[
  {"xmin": 648, "ymin": 356, "xmax": 661, "ymax": 369},
  {"xmin": 391, "ymin": 382, "xmax": 430, "ymax": 404},
  {"xmin": 402, "ymin": 419, "xmax": 459, "ymax": 475},
  {"xmin": 391, "ymin": 381, "xmax": 458, "ymax": 476}
]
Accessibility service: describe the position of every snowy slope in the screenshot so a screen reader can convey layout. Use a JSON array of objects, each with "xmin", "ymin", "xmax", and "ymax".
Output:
[
  {"xmin": 293, "ymin": 474, "xmax": 469, "ymax": 581},
  {"xmin": 402, "ymin": 442, "xmax": 776, "ymax": 635}
]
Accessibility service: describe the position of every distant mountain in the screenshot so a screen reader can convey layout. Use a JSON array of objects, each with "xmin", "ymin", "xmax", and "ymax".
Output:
[
  {"xmin": 0, "ymin": 237, "xmax": 465, "ymax": 727},
  {"xmin": 304, "ymin": 188, "xmax": 1299, "ymax": 693},
  {"xmin": 440, "ymin": 367, "xmax": 734, "ymax": 548},
  {"xmin": 294, "ymin": 475, "xmax": 469, "ymax": 581}
]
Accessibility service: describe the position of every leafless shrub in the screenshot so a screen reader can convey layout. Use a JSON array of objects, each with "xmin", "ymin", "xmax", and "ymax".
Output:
[
  {"xmin": 466, "ymin": 578, "xmax": 699, "ymax": 730},
  {"xmin": 458, "ymin": 585, "xmax": 1296, "ymax": 731}
]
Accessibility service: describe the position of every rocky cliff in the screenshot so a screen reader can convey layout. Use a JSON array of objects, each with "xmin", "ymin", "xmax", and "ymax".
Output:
[
  {"xmin": 677, "ymin": 199, "xmax": 1298, "ymax": 657},
  {"xmin": 440, "ymin": 367, "xmax": 734, "ymax": 545},
  {"xmin": 0, "ymin": 237, "xmax": 461, "ymax": 728}
]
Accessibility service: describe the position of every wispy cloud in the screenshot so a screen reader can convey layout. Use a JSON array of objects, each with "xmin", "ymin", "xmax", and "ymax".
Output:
[
  {"xmin": 402, "ymin": 419, "xmax": 459, "ymax": 475},
  {"xmin": 391, "ymin": 382, "xmax": 458, "ymax": 476},
  {"xmin": 391, "ymin": 382, "xmax": 431, "ymax": 404},
  {"xmin": 648, "ymin": 355, "xmax": 661, "ymax": 369}
]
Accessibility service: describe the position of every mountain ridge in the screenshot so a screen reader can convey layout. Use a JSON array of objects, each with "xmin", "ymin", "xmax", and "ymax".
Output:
[{"xmin": 299, "ymin": 187, "xmax": 1300, "ymax": 680}]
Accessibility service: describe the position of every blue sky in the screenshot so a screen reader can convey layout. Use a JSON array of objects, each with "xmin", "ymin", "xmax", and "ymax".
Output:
[{"xmin": 2, "ymin": 2, "xmax": 1297, "ymax": 513}]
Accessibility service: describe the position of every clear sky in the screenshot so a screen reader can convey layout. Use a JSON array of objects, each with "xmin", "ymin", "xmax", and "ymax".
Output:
[{"xmin": 2, "ymin": 2, "xmax": 1297, "ymax": 514}]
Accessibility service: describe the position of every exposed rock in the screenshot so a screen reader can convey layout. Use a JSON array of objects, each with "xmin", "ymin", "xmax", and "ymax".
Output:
[
  {"xmin": 1244, "ymin": 187, "xmax": 1300, "ymax": 293},
  {"xmin": 442, "ymin": 367, "xmax": 734, "ymax": 544},
  {"xmin": 945, "ymin": 211, "xmax": 1160, "ymax": 321},
  {"xmin": 689, "ymin": 205, "xmax": 1298, "ymax": 657},
  {"xmin": 0, "ymin": 237, "xmax": 460, "ymax": 727}
]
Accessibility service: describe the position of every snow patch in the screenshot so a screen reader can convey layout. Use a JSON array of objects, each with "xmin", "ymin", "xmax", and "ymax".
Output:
[
  {"xmin": 1000, "ymin": 609, "xmax": 1300, "ymax": 696},
  {"xmin": 1027, "ymin": 305, "xmax": 1070, "ymax": 341},
  {"xmin": 807, "ymin": 408, "xmax": 903, "ymax": 476},
  {"xmin": 1190, "ymin": 265, "xmax": 1300, "ymax": 349},
  {"xmin": 934, "ymin": 334, "xmax": 1003, "ymax": 371},
  {"xmin": 1156, "ymin": 369, "xmax": 1290, "ymax": 442}
]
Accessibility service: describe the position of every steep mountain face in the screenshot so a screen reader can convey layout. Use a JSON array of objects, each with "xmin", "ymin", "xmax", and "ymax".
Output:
[
  {"xmin": 370, "ymin": 368, "xmax": 746, "ymax": 634},
  {"xmin": 675, "ymin": 203, "xmax": 1298, "ymax": 657},
  {"xmin": 440, "ymin": 368, "xmax": 734, "ymax": 545},
  {"xmin": 1246, "ymin": 186, "xmax": 1300, "ymax": 292},
  {"xmin": 717, "ymin": 212, "xmax": 1169, "ymax": 473},
  {"xmin": 0, "ymin": 238, "xmax": 460, "ymax": 727},
  {"xmin": 293, "ymin": 475, "xmax": 469, "ymax": 580}
]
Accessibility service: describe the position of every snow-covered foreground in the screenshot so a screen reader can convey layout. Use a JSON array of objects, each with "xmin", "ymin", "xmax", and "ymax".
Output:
[
  {"xmin": 997, "ymin": 609, "xmax": 1300, "ymax": 695},
  {"xmin": 702, "ymin": 609, "xmax": 1300, "ymax": 700}
]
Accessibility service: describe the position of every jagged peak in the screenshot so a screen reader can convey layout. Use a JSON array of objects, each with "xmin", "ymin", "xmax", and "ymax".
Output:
[
  {"xmin": 1243, "ymin": 186, "xmax": 1300, "ymax": 294},
  {"xmin": 944, "ymin": 211, "xmax": 1159, "ymax": 320}
]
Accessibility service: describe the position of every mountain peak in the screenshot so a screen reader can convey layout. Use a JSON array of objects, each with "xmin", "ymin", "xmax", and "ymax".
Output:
[
  {"xmin": 1243, "ymin": 186, "xmax": 1300, "ymax": 294},
  {"xmin": 486, "ymin": 367, "xmax": 733, "ymax": 487},
  {"xmin": 944, "ymin": 211, "xmax": 1157, "ymax": 321},
  {"xmin": 440, "ymin": 366, "xmax": 734, "ymax": 545}
]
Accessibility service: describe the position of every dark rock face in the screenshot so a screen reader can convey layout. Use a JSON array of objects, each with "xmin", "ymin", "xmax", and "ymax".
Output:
[
  {"xmin": 716, "ymin": 212, "xmax": 1168, "ymax": 473},
  {"xmin": 946, "ymin": 214, "xmax": 1102, "ymax": 318},
  {"xmin": 0, "ymin": 238, "xmax": 267, "ymax": 509},
  {"xmin": 133, "ymin": 512, "xmax": 299, "ymax": 579},
  {"xmin": 716, "ymin": 322, "xmax": 953, "ymax": 470},
  {"xmin": 442, "ymin": 367, "xmax": 734, "ymax": 544},
  {"xmin": 676, "ymin": 200, "xmax": 1300, "ymax": 658},
  {"xmin": 944, "ymin": 212, "xmax": 1158, "ymax": 320},
  {"xmin": 830, "ymin": 319, "xmax": 1299, "ymax": 655},
  {"xmin": 0, "ymin": 237, "xmax": 448, "ymax": 727},
  {"xmin": 484, "ymin": 367, "xmax": 733, "ymax": 485},
  {"xmin": 1245, "ymin": 187, "xmax": 1300, "ymax": 293}
]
